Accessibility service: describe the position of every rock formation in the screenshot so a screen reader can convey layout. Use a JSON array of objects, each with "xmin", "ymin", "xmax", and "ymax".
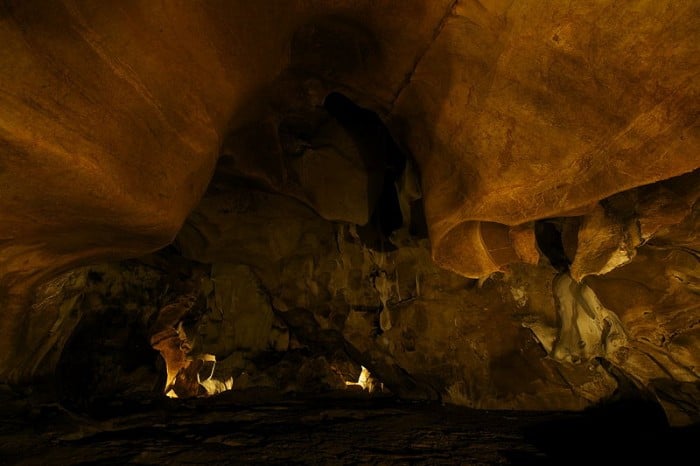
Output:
[{"xmin": 0, "ymin": 1, "xmax": 698, "ymax": 425}]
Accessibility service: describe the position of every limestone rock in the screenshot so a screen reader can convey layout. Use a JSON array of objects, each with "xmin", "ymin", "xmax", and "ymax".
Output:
[
  {"xmin": 570, "ymin": 204, "xmax": 639, "ymax": 281},
  {"xmin": 202, "ymin": 263, "xmax": 274, "ymax": 358},
  {"xmin": 0, "ymin": 1, "xmax": 698, "ymax": 426}
]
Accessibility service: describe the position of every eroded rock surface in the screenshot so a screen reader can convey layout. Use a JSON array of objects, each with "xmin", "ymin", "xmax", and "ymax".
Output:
[{"xmin": 0, "ymin": 1, "xmax": 698, "ymax": 425}]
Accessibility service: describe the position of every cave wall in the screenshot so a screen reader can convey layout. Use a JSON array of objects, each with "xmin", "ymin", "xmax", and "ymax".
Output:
[
  {"xmin": 20, "ymin": 165, "xmax": 699, "ymax": 424},
  {"xmin": 171, "ymin": 161, "xmax": 699, "ymax": 423},
  {"xmin": 0, "ymin": 1, "xmax": 699, "ymax": 425},
  {"xmin": 0, "ymin": 0, "xmax": 452, "ymax": 381},
  {"xmin": 396, "ymin": 0, "xmax": 700, "ymax": 278}
]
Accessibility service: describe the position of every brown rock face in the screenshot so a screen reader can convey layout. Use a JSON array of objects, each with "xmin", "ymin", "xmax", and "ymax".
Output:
[{"xmin": 0, "ymin": 1, "xmax": 698, "ymax": 424}]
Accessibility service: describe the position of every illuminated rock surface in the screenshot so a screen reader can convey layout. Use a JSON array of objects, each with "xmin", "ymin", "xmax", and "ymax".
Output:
[{"xmin": 0, "ymin": 2, "xmax": 698, "ymax": 455}]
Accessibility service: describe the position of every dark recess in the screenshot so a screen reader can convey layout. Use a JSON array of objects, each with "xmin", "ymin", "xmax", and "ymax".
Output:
[
  {"xmin": 55, "ymin": 306, "xmax": 161, "ymax": 412},
  {"xmin": 323, "ymin": 92, "xmax": 406, "ymax": 250},
  {"xmin": 535, "ymin": 220, "xmax": 571, "ymax": 272}
]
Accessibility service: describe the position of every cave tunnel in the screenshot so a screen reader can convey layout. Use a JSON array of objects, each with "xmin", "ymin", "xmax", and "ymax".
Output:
[{"xmin": 1, "ymin": 2, "xmax": 699, "ymax": 464}]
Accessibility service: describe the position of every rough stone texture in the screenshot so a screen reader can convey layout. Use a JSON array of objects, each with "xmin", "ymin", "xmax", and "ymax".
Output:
[
  {"xmin": 0, "ymin": 1, "xmax": 698, "ymax": 426},
  {"xmin": 399, "ymin": 0, "xmax": 700, "ymax": 278},
  {"xmin": 3, "ymin": 395, "xmax": 696, "ymax": 465},
  {"xmin": 29, "ymin": 261, "xmax": 181, "ymax": 405},
  {"xmin": 171, "ymin": 166, "xmax": 694, "ymax": 422}
]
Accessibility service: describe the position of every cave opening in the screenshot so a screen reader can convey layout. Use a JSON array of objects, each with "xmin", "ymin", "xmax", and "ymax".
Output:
[{"xmin": 55, "ymin": 299, "xmax": 162, "ymax": 413}]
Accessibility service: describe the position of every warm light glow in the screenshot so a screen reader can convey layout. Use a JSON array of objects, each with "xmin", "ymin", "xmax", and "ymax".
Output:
[
  {"xmin": 197, "ymin": 354, "xmax": 234, "ymax": 395},
  {"xmin": 345, "ymin": 366, "xmax": 372, "ymax": 390}
]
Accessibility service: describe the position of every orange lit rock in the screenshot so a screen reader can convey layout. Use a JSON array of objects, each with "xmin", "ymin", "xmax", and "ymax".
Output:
[
  {"xmin": 0, "ymin": 1, "xmax": 698, "ymax": 425},
  {"xmin": 509, "ymin": 224, "xmax": 540, "ymax": 266},
  {"xmin": 393, "ymin": 1, "xmax": 700, "ymax": 278}
]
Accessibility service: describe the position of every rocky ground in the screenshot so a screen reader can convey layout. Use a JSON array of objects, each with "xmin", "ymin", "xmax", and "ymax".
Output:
[{"xmin": 0, "ymin": 389, "xmax": 697, "ymax": 465}]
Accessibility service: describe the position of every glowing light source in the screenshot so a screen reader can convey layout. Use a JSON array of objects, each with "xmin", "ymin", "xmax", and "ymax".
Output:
[{"xmin": 345, "ymin": 366, "xmax": 373, "ymax": 390}]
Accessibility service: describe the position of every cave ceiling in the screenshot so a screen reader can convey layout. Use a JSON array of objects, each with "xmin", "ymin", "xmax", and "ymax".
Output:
[{"xmin": 0, "ymin": 1, "xmax": 698, "ymax": 425}]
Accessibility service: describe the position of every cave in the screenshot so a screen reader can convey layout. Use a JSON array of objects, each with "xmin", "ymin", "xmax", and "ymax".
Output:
[{"xmin": 1, "ymin": 2, "xmax": 699, "ymax": 464}]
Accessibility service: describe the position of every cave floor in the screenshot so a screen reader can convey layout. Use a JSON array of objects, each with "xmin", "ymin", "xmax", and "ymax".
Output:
[{"xmin": 1, "ymin": 390, "xmax": 697, "ymax": 465}]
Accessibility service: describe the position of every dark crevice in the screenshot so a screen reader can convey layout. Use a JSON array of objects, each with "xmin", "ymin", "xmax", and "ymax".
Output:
[
  {"xmin": 535, "ymin": 220, "xmax": 571, "ymax": 272},
  {"xmin": 323, "ymin": 92, "xmax": 406, "ymax": 250},
  {"xmin": 408, "ymin": 198, "xmax": 429, "ymax": 239}
]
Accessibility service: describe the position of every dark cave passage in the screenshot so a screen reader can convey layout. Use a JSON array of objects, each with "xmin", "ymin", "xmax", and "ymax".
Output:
[
  {"xmin": 55, "ymin": 299, "xmax": 162, "ymax": 411},
  {"xmin": 534, "ymin": 220, "xmax": 571, "ymax": 272},
  {"xmin": 323, "ymin": 92, "xmax": 407, "ymax": 249}
]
